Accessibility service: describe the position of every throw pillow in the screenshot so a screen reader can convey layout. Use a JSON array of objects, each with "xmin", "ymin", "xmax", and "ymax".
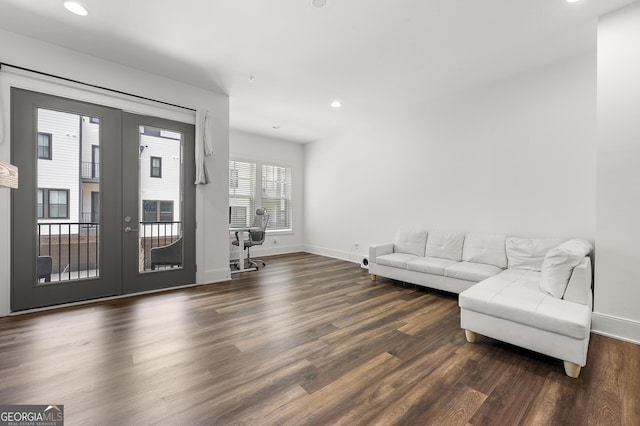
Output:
[{"xmin": 539, "ymin": 239, "xmax": 593, "ymax": 298}]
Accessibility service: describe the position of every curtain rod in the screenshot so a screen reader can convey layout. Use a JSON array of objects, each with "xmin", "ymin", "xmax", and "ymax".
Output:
[{"xmin": 0, "ymin": 62, "xmax": 197, "ymax": 112}]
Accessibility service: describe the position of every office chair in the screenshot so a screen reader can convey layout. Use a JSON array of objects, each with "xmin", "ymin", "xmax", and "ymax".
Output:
[{"xmin": 233, "ymin": 208, "xmax": 269, "ymax": 269}]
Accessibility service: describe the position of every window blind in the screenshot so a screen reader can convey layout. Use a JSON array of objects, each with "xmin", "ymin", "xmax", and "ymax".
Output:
[
  {"xmin": 229, "ymin": 160, "xmax": 256, "ymax": 227},
  {"xmin": 262, "ymin": 164, "xmax": 292, "ymax": 231}
]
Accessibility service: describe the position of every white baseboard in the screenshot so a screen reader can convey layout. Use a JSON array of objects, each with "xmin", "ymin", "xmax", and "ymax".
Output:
[
  {"xmin": 199, "ymin": 267, "xmax": 233, "ymax": 285},
  {"xmin": 303, "ymin": 244, "xmax": 364, "ymax": 264},
  {"xmin": 592, "ymin": 312, "xmax": 640, "ymax": 345},
  {"xmin": 249, "ymin": 244, "xmax": 305, "ymax": 258}
]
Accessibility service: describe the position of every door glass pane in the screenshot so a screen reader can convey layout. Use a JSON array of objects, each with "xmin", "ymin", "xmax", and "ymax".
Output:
[
  {"xmin": 36, "ymin": 109, "xmax": 101, "ymax": 284},
  {"xmin": 138, "ymin": 126, "xmax": 183, "ymax": 272}
]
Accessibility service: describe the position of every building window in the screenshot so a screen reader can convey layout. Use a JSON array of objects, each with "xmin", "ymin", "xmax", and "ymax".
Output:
[
  {"xmin": 37, "ymin": 189, "xmax": 69, "ymax": 219},
  {"xmin": 37, "ymin": 189, "xmax": 44, "ymax": 218},
  {"xmin": 91, "ymin": 145, "xmax": 100, "ymax": 178},
  {"xmin": 228, "ymin": 160, "xmax": 292, "ymax": 231},
  {"xmin": 37, "ymin": 132, "xmax": 52, "ymax": 160},
  {"xmin": 143, "ymin": 200, "xmax": 174, "ymax": 222},
  {"xmin": 150, "ymin": 156, "xmax": 162, "ymax": 178},
  {"xmin": 229, "ymin": 160, "xmax": 256, "ymax": 227},
  {"xmin": 262, "ymin": 164, "xmax": 292, "ymax": 231}
]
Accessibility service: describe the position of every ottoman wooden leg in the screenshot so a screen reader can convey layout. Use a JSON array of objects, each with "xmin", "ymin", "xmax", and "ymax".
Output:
[
  {"xmin": 465, "ymin": 330, "xmax": 477, "ymax": 343},
  {"xmin": 564, "ymin": 361, "xmax": 582, "ymax": 378},
  {"xmin": 370, "ymin": 274, "xmax": 376, "ymax": 282}
]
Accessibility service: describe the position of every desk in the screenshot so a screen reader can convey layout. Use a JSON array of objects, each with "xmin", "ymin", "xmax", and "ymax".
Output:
[{"xmin": 229, "ymin": 226, "xmax": 260, "ymax": 273}]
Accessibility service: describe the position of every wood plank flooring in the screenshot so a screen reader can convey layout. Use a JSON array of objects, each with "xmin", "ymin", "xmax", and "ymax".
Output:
[{"xmin": 1, "ymin": 252, "xmax": 639, "ymax": 425}]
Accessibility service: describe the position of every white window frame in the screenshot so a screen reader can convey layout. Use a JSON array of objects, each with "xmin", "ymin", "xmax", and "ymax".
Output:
[{"xmin": 229, "ymin": 158, "xmax": 293, "ymax": 235}]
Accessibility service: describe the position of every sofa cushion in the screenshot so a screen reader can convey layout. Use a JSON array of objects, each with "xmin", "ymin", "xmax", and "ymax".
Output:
[
  {"xmin": 376, "ymin": 253, "xmax": 417, "ymax": 269},
  {"xmin": 539, "ymin": 239, "xmax": 593, "ymax": 299},
  {"xmin": 506, "ymin": 237, "xmax": 565, "ymax": 271},
  {"xmin": 444, "ymin": 261, "xmax": 503, "ymax": 283},
  {"xmin": 459, "ymin": 269, "xmax": 591, "ymax": 339},
  {"xmin": 463, "ymin": 233, "xmax": 507, "ymax": 269},
  {"xmin": 407, "ymin": 256, "xmax": 458, "ymax": 276},
  {"xmin": 394, "ymin": 229, "xmax": 428, "ymax": 257},
  {"xmin": 425, "ymin": 231, "xmax": 465, "ymax": 261}
]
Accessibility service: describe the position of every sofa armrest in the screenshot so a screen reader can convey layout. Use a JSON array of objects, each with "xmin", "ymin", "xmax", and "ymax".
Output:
[
  {"xmin": 369, "ymin": 243, "xmax": 394, "ymax": 263},
  {"xmin": 563, "ymin": 257, "xmax": 592, "ymax": 307}
]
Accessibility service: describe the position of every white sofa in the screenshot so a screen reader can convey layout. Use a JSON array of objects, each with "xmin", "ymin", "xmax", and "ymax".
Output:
[{"xmin": 369, "ymin": 229, "xmax": 593, "ymax": 377}]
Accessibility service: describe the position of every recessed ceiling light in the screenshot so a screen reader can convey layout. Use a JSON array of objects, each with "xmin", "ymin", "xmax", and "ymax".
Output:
[
  {"xmin": 64, "ymin": 1, "xmax": 88, "ymax": 16},
  {"xmin": 331, "ymin": 100, "xmax": 341, "ymax": 108},
  {"xmin": 272, "ymin": 125, "xmax": 280, "ymax": 130},
  {"xmin": 248, "ymin": 75, "xmax": 255, "ymax": 82},
  {"xmin": 312, "ymin": 0, "xmax": 327, "ymax": 8},
  {"xmin": 566, "ymin": 0, "xmax": 582, "ymax": 3}
]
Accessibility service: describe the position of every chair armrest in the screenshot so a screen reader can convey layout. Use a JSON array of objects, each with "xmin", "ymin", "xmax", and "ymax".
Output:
[
  {"xmin": 563, "ymin": 257, "xmax": 592, "ymax": 307},
  {"xmin": 369, "ymin": 243, "xmax": 394, "ymax": 263}
]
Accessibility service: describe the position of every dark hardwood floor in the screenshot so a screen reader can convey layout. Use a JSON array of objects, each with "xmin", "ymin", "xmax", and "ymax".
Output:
[{"xmin": 1, "ymin": 252, "xmax": 638, "ymax": 425}]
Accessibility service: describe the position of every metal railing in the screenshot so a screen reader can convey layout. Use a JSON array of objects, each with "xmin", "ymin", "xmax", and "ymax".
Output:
[
  {"xmin": 81, "ymin": 161, "xmax": 99, "ymax": 179},
  {"xmin": 80, "ymin": 212, "xmax": 100, "ymax": 224},
  {"xmin": 139, "ymin": 221, "xmax": 183, "ymax": 271},
  {"xmin": 36, "ymin": 220, "xmax": 183, "ymax": 280},
  {"xmin": 37, "ymin": 222, "xmax": 99, "ymax": 282}
]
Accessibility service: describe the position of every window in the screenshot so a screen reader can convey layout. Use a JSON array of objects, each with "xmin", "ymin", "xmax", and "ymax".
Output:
[
  {"xmin": 159, "ymin": 201, "xmax": 173, "ymax": 221},
  {"xmin": 262, "ymin": 164, "xmax": 292, "ymax": 231},
  {"xmin": 37, "ymin": 189, "xmax": 44, "ymax": 218},
  {"xmin": 37, "ymin": 132, "xmax": 52, "ymax": 159},
  {"xmin": 150, "ymin": 156, "xmax": 162, "ymax": 178},
  {"xmin": 229, "ymin": 161, "xmax": 256, "ymax": 227},
  {"xmin": 228, "ymin": 160, "xmax": 292, "ymax": 231},
  {"xmin": 37, "ymin": 189, "xmax": 69, "ymax": 219},
  {"xmin": 91, "ymin": 145, "xmax": 100, "ymax": 178},
  {"xmin": 143, "ymin": 200, "xmax": 174, "ymax": 222}
]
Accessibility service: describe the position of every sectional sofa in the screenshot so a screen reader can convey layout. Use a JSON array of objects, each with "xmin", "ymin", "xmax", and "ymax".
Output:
[{"xmin": 369, "ymin": 229, "xmax": 593, "ymax": 378}]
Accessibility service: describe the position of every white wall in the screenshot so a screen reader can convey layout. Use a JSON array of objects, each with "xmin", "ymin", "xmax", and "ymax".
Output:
[
  {"xmin": 0, "ymin": 29, "xmax": 230, "ymax": 316},
  {"xmin": 229, "ymin": 129, "xmax": 304, "ymax": 258},
  {"xmin": 594, "ymin": 2, "xmax": 640, "ymax": 344},
  {"xmin": 304, "ymin": 52, "xmax": 597, "ymax": 265}
]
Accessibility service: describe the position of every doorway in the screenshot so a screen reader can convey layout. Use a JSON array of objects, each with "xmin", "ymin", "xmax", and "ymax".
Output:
[{"xmin": 11, "ymin": 89, "xmax": 195, "ymax": 311}]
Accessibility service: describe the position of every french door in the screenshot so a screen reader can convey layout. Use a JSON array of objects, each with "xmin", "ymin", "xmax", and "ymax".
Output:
[{"xmin": 11, "ymin": 89, "xmax": 195, "ymax": 311}]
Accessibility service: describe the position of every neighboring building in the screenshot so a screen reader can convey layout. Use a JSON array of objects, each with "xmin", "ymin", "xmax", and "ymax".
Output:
[
  {"xmin": 139, "ymin": 126, "xmax": 182, "ymax": 238},
  {"xmin": 36, "ymin": 110, "xmax": 183, "ymax": 275}
]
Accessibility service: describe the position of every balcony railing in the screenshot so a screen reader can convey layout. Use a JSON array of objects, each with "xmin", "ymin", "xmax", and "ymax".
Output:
[
  {"xmin": 81, "ymin": 161, "xmax": 99, "ymax": 179},
  {"xmin": 80, "ymin": 212, "xmax": 100, "ymax": 224},
  {"xmin": 139, "ymin": 221, "xmax": 183, "ymax": 272},
  {"xmin": 37, "ymin": 222, "xmax": 99, "ymax": 282},
  {"xmin": 36, "ymin": 220, "xmax": 183, "ymax": 282}
]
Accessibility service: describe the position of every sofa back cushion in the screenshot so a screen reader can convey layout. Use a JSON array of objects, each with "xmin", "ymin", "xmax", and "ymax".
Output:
[
  {"xmin": 539, "ymin": 239, "xmax": 593, "ymax": 299},
  {"xmin": 394, "ymin": 229, "xmax": 428, "ymax": 257},
  {"xmin": 506, "ymin": 237, "xmax": 565, "ymax": 271},
  {"xmin": 463, "ymin": 233, "xmax": 507, "ymax": 269},
  {"xmin": 425, "ymin": 230, "xmax": 465, "ymax": 261}
]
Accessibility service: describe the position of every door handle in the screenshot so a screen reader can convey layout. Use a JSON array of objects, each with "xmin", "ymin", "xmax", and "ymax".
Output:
[{"xmin": 124, "ymin": 226, "xmax": 139, "ymax": 233}]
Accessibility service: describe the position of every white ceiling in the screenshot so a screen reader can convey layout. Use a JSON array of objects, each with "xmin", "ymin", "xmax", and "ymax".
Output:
[{"xmin": 0, "ymin": 0, "xmax": 636, "ymax": 143}]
